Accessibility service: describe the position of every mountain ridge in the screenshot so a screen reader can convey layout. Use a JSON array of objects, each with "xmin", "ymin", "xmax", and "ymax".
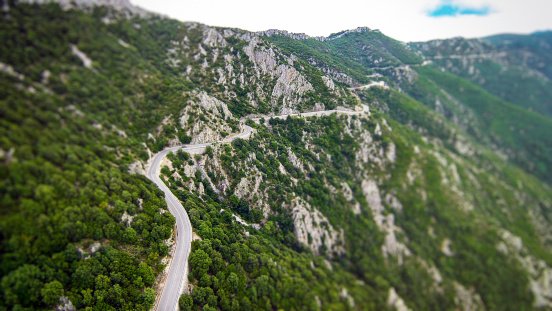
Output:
[{"xmin": 1, "ymin": 2, "xmax": 551, "ymax": 311}]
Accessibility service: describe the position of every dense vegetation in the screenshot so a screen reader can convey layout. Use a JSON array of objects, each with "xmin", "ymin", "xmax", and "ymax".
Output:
[
  {"xmin": 265, "ymin": 29, "xmax": 422, "ymax": 87},
  {"xmin": 410, "ymin": 33, "xmax": 552, "ymax": 117},
  {"xmin": 1, "ymin": 2, "xmax": 551, "ymax": 311},
  {"xmin": 484, "ymin": 31, "xmax": 552, "ymax": 80},
  {"xmin": 0, "ymin": 3, "xmax": 188, "ymax": 310},
  {"xmin": 403, "ymin": 66, "xmax": 552, "ymax": 184},
  {"xmin": 0, "ymin": 41, "xmax": 176, "ymax": 311},
  {"xmin": 170, "ymin": 107, "xmax": 551, "ymax": 310}
]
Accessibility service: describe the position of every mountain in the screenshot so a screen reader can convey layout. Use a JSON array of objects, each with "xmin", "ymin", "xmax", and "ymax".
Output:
[
  {"xmin": 1, "ymin": 1, "xmax": 551, "ymax": 311},
  {"xmin": 410, "ymin": 32, "xmax": 552, "ymax": 117}
]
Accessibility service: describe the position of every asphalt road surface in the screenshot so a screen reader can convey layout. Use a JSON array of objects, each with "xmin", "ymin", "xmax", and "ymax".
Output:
[{"xmin": 147, "ymin": 125, "xmax": 252, "ymax": 311}]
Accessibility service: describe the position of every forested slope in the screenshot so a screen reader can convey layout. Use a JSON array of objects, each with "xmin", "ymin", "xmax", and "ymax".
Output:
[{"xmin": 1, "ymin": 2, "xmax": 551, "ymax": 311}]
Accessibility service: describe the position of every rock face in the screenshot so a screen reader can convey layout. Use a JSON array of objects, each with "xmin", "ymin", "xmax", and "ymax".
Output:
[
  {"xmin": 202, "ymin": 28, "xmax": 227, "ymax": 48},
  {"xmin": 497, "ymin": 229, "xmax": 552, "ymax": 308},
  {"xmin": 0, "ymin": 62, "xmax": 25, "ymax": 80},
  {"xmin": 56, "ymin": 296, "xmax": 76, "ymax": 311},
  {"xmin": 362, "ymin": 179, "xmax": 410, "ymax": 264},
  {"xmin": 441, "ymin": 238, "xmax": 454, "ymax": 256},
  {"xmin": 291, "ymin": 199, "xmax": 345, "ymax": 256},
  {"xmin": 160, "ymin": 22, "xmax": 355, "ymax": 121},
  {"xmin": 70, "ymin": 45, "xmax": 93, "ymax": 69},
  {"xmin": 453, "ymin": 281, "xmax": 486, "ymax": 311},
  {"xmin": 354, "ymin": 119, "xmax": 396, "ymax": 168},
  {"xmin": 121, "ymin": 211, "xmax": 134, "ymax": 226},
  {"xmin": 179, "ymin": 92, "xmax": 236, "ymax": 145},
  {"xmin": 287, "ymin": 148, "xmax": 304, "ymax": 172},
  {"xmin": 241, "ymin": 37, "xmax": 314, "ymax": 113},
  {"xmin": 128, "ymin": 160, "xmax": 146, "ymax": 175},
  {"xmin": 321, "ymin": 76, "xmax": 336, "ymax": 91},
  {"xmin": 258, "ymin": 26, "xmax": 372, "ymax": 43},
  {"xmin": 339, "ymin": 288, "xmax": 355, "ymax": 307},
  {"xmin": 387, "ymin": 288, "xmax": 411, "ymax": 311},
  {"xmin": 411, "ymin": 37, "xmax": 530, "ymax": 78},
  {"xmin": 270, "ymin": 64, "xmax": 314, "ymax": 113},
  {"xmin": 89, "ymin": 242, "xmax": 101, "ymax": 254}
]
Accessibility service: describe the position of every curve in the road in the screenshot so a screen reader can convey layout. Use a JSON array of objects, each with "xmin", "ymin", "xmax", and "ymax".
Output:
[
  {"xmin": 147, "ymin": 126, "xmax": 252, "ymax": 311},
  {"xmin": 148, "ymin": 108, "xmax": 366, "ymax": 311}
]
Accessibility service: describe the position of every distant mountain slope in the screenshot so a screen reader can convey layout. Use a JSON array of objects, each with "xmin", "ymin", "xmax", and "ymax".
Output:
[
  {"xmin": 392, "ymin": 65, "xmax": 552, "ymax": 184},
  {"xmin": 483, "ymin": 31, "xmax": 552, "ymax": 79},
  {"xmin": 410, "ymin": 32, "xmax": 552, "ymax": 117},
  {"xmin": 262, "ymin": 27, "xmax": 422, "ymax": 86}
]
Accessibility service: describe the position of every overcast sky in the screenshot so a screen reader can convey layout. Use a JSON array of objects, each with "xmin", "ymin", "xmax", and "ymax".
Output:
[{"xmin": 130, "ymin": 0, "xmax": 552, "ymax": 42}]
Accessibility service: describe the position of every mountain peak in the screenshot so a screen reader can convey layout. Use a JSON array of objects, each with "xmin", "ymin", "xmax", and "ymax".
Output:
[{"xmin": 258, "ymin": 26, "xmax": 375, "ymax": 42}]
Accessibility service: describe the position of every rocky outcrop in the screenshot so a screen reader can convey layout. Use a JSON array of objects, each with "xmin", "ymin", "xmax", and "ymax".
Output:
[
  {"xmin": 418, "ymin": 258, "xmax": 444, "ymax": 293},
  {"xmin": 240, "ymin": 37, "xmax": 314, "ymax": 112},
  {"xmin": 362, "ymin": 179, "xmax": 411, "ymax": 264},
  {"xmin": 384, "ymin": 193, "xmax": 403, "ymax": 212},
  {"xmin": 322, "ymin": 76, "xmax": 336, "ymax": 91},
  {"xmin": 339, "ymin": 288, "xmax": 355, "ymax": 308},
  {"xmin": 128, "ymin": 160, "xmax": 146, "ymax": 175},
  {"xmin": 257, "ymin": 29, "xmax": 324, "ymax": 41},
  {"xmin": 179, "ymin": 92, "xmax": 236, "ymax": 144},
  {"xmin": 271, "ymin": 64, "xmax": 314, "ymax": 112},
  {"xmin": 233, "ymin": 170, "xmax": 264, "ymax": 200},
  {"xmin": 453, "ymin": 281, "xmax": 486, "ymax": 311},
  {"xmin": 291, "ymin": 199, "xmax": 345, "ymax": 256},
  {"xmin": 195, "ymin": 92, "xmax": 233, "ymax": 120},
  {"xmin": 441, "ymin": 238, "xmax": 454, "ymax": 256},
  {"xmin": 70, "ymin": 45, "xmax": 93, "ymax": 69},
  {"xmin": 202, "ymin": 27, "xmax": 227, "ymax": 48},
  {"xmin": 354, "ymin": 119, "xmax": 396, "ymax": 168},
  {"xmin": 497, "ymin": 230, "xmax": 552, "ymax": 308},
  {"xmin": 258, "ymin": 26, "xmax": 373, "ymax": 43},
  {"xmin": 121, "ymin": 211, "xmax": 134, "ymax": 226},
  {"xmin": 387, "ymin": 288, "xmax": 411, "ymax": 311},
  {"xmin": 287, "ymin": 148, "xmax": 304, "ymax": 172},
  {"xmin": 320, "ymin": 67, "xmax": 354, "ymax": 85},
  {"xmin": 0, "ymin": 62, "xmax": 25, "ymax": 80},
  {"xmin": 56, "ymin": 296, "xmax": 76, "ymax": 311}
]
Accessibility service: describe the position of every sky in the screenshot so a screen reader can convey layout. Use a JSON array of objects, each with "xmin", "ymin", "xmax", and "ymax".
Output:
[{"xmin": 130, "ymin": 0, "xmax": 552, "ymax": 42}]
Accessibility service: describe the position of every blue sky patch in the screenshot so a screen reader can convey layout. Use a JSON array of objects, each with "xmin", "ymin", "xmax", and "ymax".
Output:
[{"xmin": 428, "ymin": 2, "xmax": 492, "ymax": 17}]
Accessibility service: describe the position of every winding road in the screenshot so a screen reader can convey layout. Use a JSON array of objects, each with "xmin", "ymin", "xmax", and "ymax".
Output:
[
  {"xmin": 147, "ymin": 126, "xmax": 252, "ymax": 311},
  {"xmin": 147, "ymin": 107, "xmax": 367, "ymax": 311}
]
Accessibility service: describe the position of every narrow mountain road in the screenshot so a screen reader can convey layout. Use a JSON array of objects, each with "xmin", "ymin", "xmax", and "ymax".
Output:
[
  {"xmin": 147, "ymin": 126, "xmax": 252, "ymax": 311},
  {"xmin": 347, "ymin": 81, "xmax": 388, "ymax": 90},
  {"xmin": 148, "ymin": 108, "xmax": 366, "ymax": 311}
]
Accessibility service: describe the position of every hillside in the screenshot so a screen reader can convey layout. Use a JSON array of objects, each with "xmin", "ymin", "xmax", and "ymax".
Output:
[
  {"xmin": 1, "ymin": 1, "xmax": 551, "ymax": 311},
  {"xmin": 410, "ymin": 32, "xmax": 552, "ymax": 117}
]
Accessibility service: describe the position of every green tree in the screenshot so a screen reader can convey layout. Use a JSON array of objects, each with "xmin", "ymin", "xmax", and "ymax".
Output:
[
  {"xmin": 41, "ymin": 280, "xmax": 64, "ymax": 306},
  {"xmin": 138, "ymin": 262, "xmax": 155, "ymax": 286},
  {"xmin": 81, "ymin": 288, "xmax": 93, "ymax": 307},
  {"xmin": 205, "ymin": 145, "xmax": 214, "ymax": 158},
  {"xmin": 199, "ymin": 222, "xmax": 213, "ymax": 239},
  {"xmin": 261, "ymin": 221, "xmax": 276, "ymax": 236},
  {"xmin": 227, "ymin": 272, "xmax": 239, "ymax": 294},
  {"xmin": 189, "ymin": 249, "xmax": 212, "ymax": 279},
  {"xmin": 143, "ymin": 287, "xmax": 156, "ymax": 305},
  {"xmin": 1, "ymin": 264, "xmax": 43, "ymax": 307},
  {"xmin": 95, "ymin": 275, "xmax": 111, "ymax": 291},
  {"xmin": 199, "ymin": 274, "xmax": 212, "ymax": 287},
  {"xmin": 124, "ymin": 227, "xmax": 138, "ymax": 244},
  {"xmin": 179, "ymin": 294, "xmax": 193, "ymax": 311}
]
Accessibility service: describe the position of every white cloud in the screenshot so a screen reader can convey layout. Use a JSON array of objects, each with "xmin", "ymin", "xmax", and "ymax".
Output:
[{"xmin": 130, "ymin": 0, "xmax": 552, "ymax": 42}]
